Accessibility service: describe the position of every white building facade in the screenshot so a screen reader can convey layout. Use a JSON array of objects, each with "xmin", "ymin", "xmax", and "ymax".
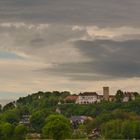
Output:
[{"xmin": 76, "ymin": 92, "xmax": 100, "ymax": 104}]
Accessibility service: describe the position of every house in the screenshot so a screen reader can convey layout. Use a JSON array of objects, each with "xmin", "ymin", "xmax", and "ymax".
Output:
[
  {"xmin": 19, "ymin": 115, "xmax": 30, "ymax": 126},
  {"xmin": 70, "ymin": 116, "xmax": 85, "ymax": 124},
  {"xmin": 98, "ymin": 95, "xmax": 104, "ymax": 101},
  {"xmin": 76, "ymin": 92, "xmax": 97, "ymax": 104},
  {"xmin": 56, "ymin": 107, "xmax": 61, "ymax": 114},
  {"xmin": 76, "ymin": 87, "xmax": 113, "ymax": 104},
  {"xmin": 88, "ymin": 128, "xmax": 101, "ymax": 139},
  {"xmin": 123, "ymin": 92, "xmax": 137, "ymax": 102},
  {"xmin": 65, "ymin": 95, "xmax": 78, "ymax": 103},
  {"xmin": 70, "ymin": 116, "xmax": 93, "ymax": 129},
  {"xmin": 76, "ymin": 92, "xmax": 100, "ymax": 104},
  {"xmin": 26, "ymin": 133, "xmax": 41, "ymax": 139},
  {"xmin": 109, "ymin": 95, "xmax": 115, "ymax": 102}
]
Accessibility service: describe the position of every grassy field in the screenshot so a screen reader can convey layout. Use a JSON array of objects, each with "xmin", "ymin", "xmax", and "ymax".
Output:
[{"xmin": 27, "ymin": 138, "xmax": 105, "ymax": 140}]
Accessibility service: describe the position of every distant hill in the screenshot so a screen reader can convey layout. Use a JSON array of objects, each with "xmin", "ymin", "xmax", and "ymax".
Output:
[{"xmin": 0, "ymin": 99, "xmax": 14, "ymax": 106}]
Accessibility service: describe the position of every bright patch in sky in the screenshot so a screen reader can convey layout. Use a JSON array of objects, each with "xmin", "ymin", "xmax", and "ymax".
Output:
[{"xmin": 0, "ymin": 51, "xmax": 24, "ymax": 60}]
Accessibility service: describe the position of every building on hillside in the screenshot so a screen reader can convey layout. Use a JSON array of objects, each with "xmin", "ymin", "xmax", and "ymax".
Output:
[
  {"xmin": 70, "ymin": 116, "xmax": 93, "ymax": 124},
  {"xmin": 76, "ymin": 92, "xmax": 101, "ymax": 104},
  {"xmin": 26, "ymin": 133, "xmax": 41, "ymax": 139},
  {"xmin": 58, "ymin": 101, "xmax": 61, "ymax": 105},
  {"xmin": 103, "ymin": 87, "xmax": 116, "ymax": 101},
  {"xmin": 103, "ymin": 87, "xmax": 109, "ymax": 101},
  {"xmin": 70, "ymin": 116, "xmax": 85, "ymax": 124},
  {"xmin": 108, "ymin": 95, "xmax": 115, "ymax": 102},
  {"xmin": 76, "ymin": 87, "xmax": 111, "ymax": 104},
  {"xmin": 88, "ymin": 128, "xmax": 101, "ymax": 139},
  {"xmin": 67, "ymin": 87, "xmax": 117, "ymax": 104},
  {"xmin": 98, "ymin": 95, "xmax": 104, "ymax": 101},
  {"xmin": 70, "ymin": 116, "xmax": 93, "ymax": 129},
  {"xmin": 123, "ymin": 92, "xmax": 137, "ymax": 102},
  {"xmin": 65, "ymin": 95, "xmax": 78, "ymax": 103},
  {"xmin": 19, "ymin": 115, "xmax": 30, "ymax": 126},
  {"xmin": 56, "ymin": 107, "xmax": 61, "ymax": 114}
]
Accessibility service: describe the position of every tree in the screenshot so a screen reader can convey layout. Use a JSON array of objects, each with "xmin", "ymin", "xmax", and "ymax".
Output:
[
  {"xmin": 14, "ymin": 124, "xmax": 28, "ymax": 140},
  {"xmin": 17, "ymin": 105, "xmax": 29, "ymax": 116},
  {"xmin": 0, "ymin": 104, "xmax": 2, "ymax": 112},
  {"xmin": 0, "ymin": 122, "xmax": 14, "ymax": 139},
  {"xmin": 30, "ymin": 110, "xmax": 46, "ymax": 132},
  {"xmin": 3, "ymin": 102, "xmax": 15, "ymax": 111},
  {"xmin": 115, "ymin": 90, "xmax": 124, "ymax": 102},
  {"xmin": 133, "ymin": 92, "xmax": 139, "ymax": 97},
  {"xmin": 42, "ymin": 114, "xmax": 72, "ymax": 140},
  {"xmin": 101, "ymin": 119, "xmax": 140, "ymax": 139},
  {"xmin": 2, "ymin": 109, "xmax": 20, "ymax": 124}
]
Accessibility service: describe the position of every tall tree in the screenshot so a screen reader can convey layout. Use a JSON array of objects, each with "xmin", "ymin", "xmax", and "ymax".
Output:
[
  {"xmin": 3, "ymin": 102, "xmax": 15, "ymax": 111},
  {"xmin": 30, "ymin": 110, "xmax": 46, "ymax": 132},
  {"xmin": 14, "ymin": 124, "xmax": 28, "ymax": 140},
  {"xmin": 42, "ymin": 115, "xmax": 72, "ymax": 140},
  {"xmin": 115, "ymin": 90, "xmax": 124, "ymax": 102}
]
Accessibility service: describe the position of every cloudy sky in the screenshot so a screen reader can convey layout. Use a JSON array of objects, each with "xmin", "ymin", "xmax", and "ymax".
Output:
[{"xmin": 0, "ymin": 0, "xmax": 140, "ymax": 100}]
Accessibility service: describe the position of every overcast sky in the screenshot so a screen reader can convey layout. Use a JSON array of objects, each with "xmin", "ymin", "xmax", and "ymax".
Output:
[{"xmin": 0, "ymin": 0, "xmax": 140, "ymax": 100}]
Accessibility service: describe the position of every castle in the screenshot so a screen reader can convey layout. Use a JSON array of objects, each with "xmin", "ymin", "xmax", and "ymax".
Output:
[
  {"xmin": 64, "ymin": 87, "xmax": 138, "ymax": 104},
  {"xmin": 75, "ymin": 87, "xmax": 113, "ymax": 104}
]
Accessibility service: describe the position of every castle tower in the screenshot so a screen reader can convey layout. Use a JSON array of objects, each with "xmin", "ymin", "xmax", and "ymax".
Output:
[{"xmin": 103, "ymin": 87, "xmax": 109, "ymax": 101}]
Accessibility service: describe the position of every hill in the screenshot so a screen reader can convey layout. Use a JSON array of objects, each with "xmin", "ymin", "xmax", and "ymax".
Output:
[{"xmin": 0, "ymin": 90, "xmax": 140, "ymax": 139}]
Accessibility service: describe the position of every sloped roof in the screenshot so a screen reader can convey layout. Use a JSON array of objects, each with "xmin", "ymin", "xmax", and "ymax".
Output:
[
  {"xmin": 123, "ymin": 92, "xmax": 138, "ymax": 97},
  {"xmin": 70, "ymin": 116, "xmax": 93, "ymax": 122},
  {"xmin": 79, "ymin": 92, "xmax": 98, "ymax": 96},
  {"xmin": 65, "ymin": 95, "xmax": 78, "ymax": 100}
]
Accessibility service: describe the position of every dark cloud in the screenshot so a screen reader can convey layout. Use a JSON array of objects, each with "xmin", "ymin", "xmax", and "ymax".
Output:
[
  {"xmin": 44, "ymin": 39, "xmax": 140, "ymax": 81},
  {"xmin": 74, "ymin": 39, "xmax": 140, "ymax": 62},
  {"xmin": 0, "ymin": 0, "xmax": 140, "ymax": 26},
  {"xmin": 0, "ymin": 24, "xmax": 86, "ymax": 63}
]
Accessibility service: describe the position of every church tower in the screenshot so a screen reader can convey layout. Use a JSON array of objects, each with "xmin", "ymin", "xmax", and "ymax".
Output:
[{"xmin": 103, "ymin": 87, "xmax": 109, "ymax": 101}]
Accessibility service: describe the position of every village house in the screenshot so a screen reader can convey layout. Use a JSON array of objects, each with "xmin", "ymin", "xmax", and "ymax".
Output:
[
  {"xmin": 65, "ymin": 95, "xmax": 78, "ymax": 102},
  {"xmin": 76, "ymin": 92, "xmax": 100, "ymax": 104},
  {"xmin": 19, "ymin": 115, "xmax": 30, "ymax": 126},
  {"xmin": 108, "ymin": 95, "xmax": 115, "ymax": 102},
  {"xmin": 64, "ymin": 87, "xmax": 139, "ymax": 104},
  {"xmin": 76, "ymin": 87, "xmax": 111, "ymax": 104},
  {"xmin": 70, "ymin": 116, "xmax": 93, "ymax": 129},
  {"xmin": 123, "ymin": 92, "xmax": 137, "ymax": 102}
]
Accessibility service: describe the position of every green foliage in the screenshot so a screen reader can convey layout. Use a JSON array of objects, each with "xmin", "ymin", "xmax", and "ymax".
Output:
[
  {"xmin": 42, "ymin": 114, "xmax": 72, "ymax": 140},
  {"xmin": 101, "ymin": 119, "xmax": 140, "ymax": 139},
  {"xmin": 30, "ymin": 110, "xmax": 47, "ymax": 132},
  {"xmin": 59, "ymin": 101, "xmax": 122, "ymax": 117},
  {"xmin": 0, "ymin": 104, "xmax": 2, "ymax": 112},
  {"xmin": 71, "ymin": 129, "xmax": 87, "ymax": 139},
  {"xmin": 115, "ymin": 90, "xmax": 124, "ymax": 102},
  {"xmin": 85, "ymin": 109, "xmax": 140, "ymax": 135},
  {"xmin": 17, "ymin": 105, "xmax": 30, "ymax": 116},
  {"xmin": 14, "ymin": 124, "xmax": 28, "ymax": 140},
  {"xmin": 0, "ymin": 122, "xmax": 13, "ymax": 140},
  {"xmin": 0, "ymin": 122, "xmax": 27, "ymax": 140},
  {"xmin": 0, "ymin": 90, "xmax": 139, "ymax": 139},
  {"xmin": 3, "ymin": 102, "xmax": 15, "ymax": 111},
  {"xmin": 1, "ymin": 109, "xmax": 20, "ymax": 124}
]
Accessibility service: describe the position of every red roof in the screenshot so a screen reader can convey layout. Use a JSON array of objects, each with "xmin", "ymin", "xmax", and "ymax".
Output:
[{"xmin": 65, "ymin": 96, "xmax": 78, "ymax": 101}]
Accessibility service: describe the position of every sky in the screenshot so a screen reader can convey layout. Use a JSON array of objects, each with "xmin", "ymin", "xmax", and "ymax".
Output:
[{"xmin": 0, "ymin": 0, "xmax": 140, "ymax": 100}]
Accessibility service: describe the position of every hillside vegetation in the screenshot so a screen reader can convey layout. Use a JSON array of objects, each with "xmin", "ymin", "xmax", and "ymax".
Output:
[{"xmin": 0, "ymin": 91, "xmax": 140, "ymax": 139}]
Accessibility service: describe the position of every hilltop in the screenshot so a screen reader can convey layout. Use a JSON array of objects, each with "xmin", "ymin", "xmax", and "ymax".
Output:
[{"xmin": 0, "ymin": 90, "xmax": 140, "ymax": 139}]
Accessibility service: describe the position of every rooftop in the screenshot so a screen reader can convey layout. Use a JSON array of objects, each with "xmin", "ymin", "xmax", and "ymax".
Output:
[
  {"xmin": 79, "ymin": 92, "xmax": 98, "ymax": 96},
  {"xmin": 65, "ymin": 95, "xmax": 78, "ymax": 100}
]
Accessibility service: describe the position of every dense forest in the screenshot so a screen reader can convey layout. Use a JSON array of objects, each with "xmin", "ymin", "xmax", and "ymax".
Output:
[{"xmin": 0, "ymin": 90, "xmax": 140, "ymax": 139}]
